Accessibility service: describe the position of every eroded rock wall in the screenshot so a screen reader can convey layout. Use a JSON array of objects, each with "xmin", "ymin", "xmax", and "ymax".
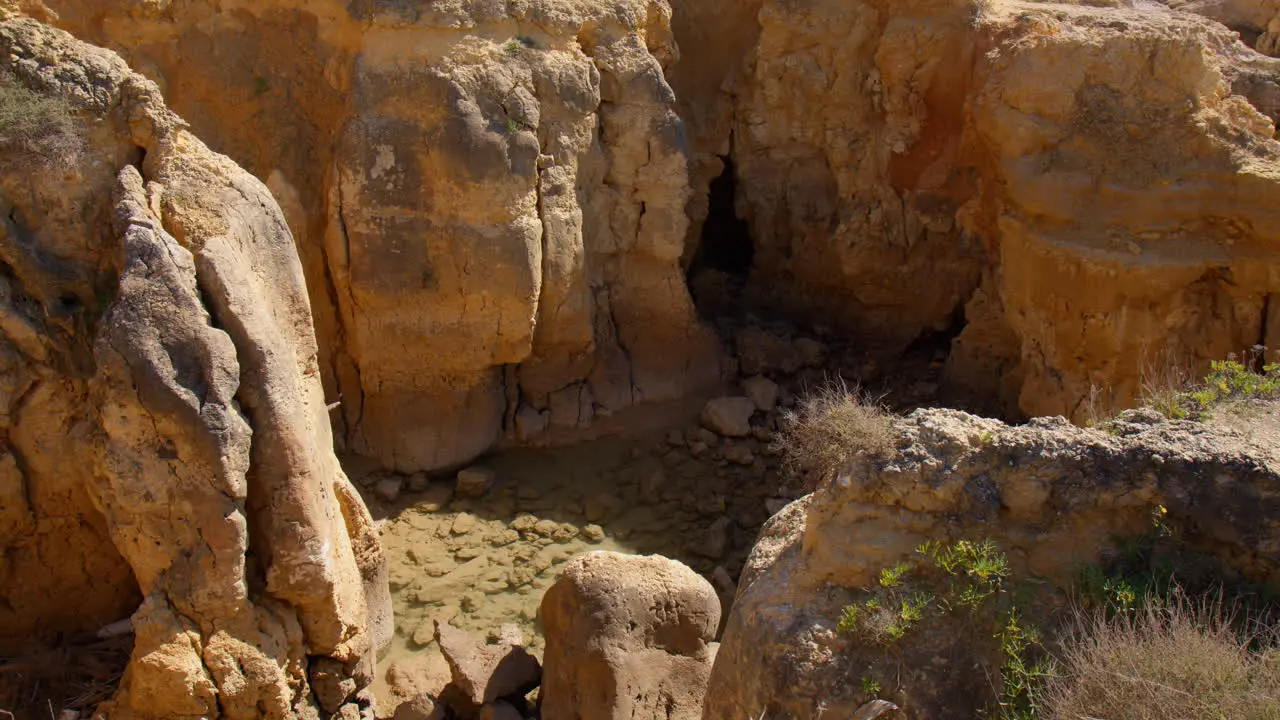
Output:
[
  {"xmin": 680, "ymin": 0, "xmax": 1280, "ymax": 422},
  {"xmin": 41, "ymin": 0, "xmax": 721, "ymax": 473},
  {"xmin": 705, "ymin": 407, "xmax": 1280, "ymax": 718},
  {"xmin": 0, "ymin": 15, "xmax": 388, "ymax": 718},
  {"xmin": 35, "ymin": 0, "xmax": 1280, "ymax": 453}
]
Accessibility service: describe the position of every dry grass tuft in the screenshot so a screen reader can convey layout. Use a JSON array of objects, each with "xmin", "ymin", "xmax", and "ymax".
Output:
[
  {"xmin": 1139, "ymin": 348, "xmax": 1197, "ymax": 420},
  {"xmin": 0, "ymin": 635, "xmax": 130, "ymax": 718},
  {"xmin": 0, "ymin": 72, "xmax": 82, "ymax": 171},
  {"xmin": 774, "ymin": 379, "xmax": 895, "ymax": 484},
  {"xmin": 1038, "ymin": 592, "xmax": 1280, "ymax": 720}
]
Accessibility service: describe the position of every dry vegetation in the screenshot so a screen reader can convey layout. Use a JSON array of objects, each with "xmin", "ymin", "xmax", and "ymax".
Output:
[
  {"xmin": 0, "ymin": 72, "xmax": 82, "ymax": 171},
  {"xmin": 1038, "ymin": 593, "xmax": 1280, "ymax": 720},
  {"xmin": 774, "ymin": 379, "xmax": 895, "ymax": 484}
]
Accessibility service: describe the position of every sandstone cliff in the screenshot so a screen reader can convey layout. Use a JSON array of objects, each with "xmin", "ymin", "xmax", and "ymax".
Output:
[
  {"xmin": 705, "ymin": 406, "xmax": 1280, "ymax": 718},
  {"xmin": 0, "ymin": 14, "xmax": 389, "ymax": 718},
  {"xmin": 670, "ymin": 0, "xmax": 1280, "ymax": 421},
  {"xmin": 34, "ymin": 0, "xmax": 1280, "ymax": 455},
  {"xmin": 38, "ymin": 0, "xmax": 722, "ymax": 473}
]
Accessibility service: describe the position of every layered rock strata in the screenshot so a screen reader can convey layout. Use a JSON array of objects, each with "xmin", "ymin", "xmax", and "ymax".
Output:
[{"xmin": 41, "ymin": 0, "xmax": 721, "ymax": 472}]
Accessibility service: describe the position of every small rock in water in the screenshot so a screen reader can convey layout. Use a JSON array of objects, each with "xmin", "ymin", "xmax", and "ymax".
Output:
[
  {"xmin": 479, "ymin": 701, "xmax": 523, "ymax": 720},
  {"xmin": 452, "ymin": 513, "xmax": 477, "ymax": 535},
  {"xmin": 723, "ymin": 443, "xmax": 755, "ymax": 466},
  {"xmin": 490, "ymin": 529, "xmax": 520, "ymax": 546},
  {"xmin": 582, "ymin": 523, "xmax": 605, "ymax": 542},
  {"xmin": 393, "ymin": 697, "xmax": 444, "ymax": 720},
  {"xmin": 456, "ymin": 466, "xmax": 497, "ymax": 498},
  {"xmin": 406, "ymin": 472, "xmax": 430, "ymax": 492},
  {"xmin": 692, "ymin": 427, "xmax": 719, "ymax": 446},
  {"xmin": 510, "ymin": 514, "xmax": 538, "ymax": 533},
  {"xmin": 533, "ymin": 519, "xmax": 560, "ymax": 537},
  {"xmin": 375, "ymin": 477, "xmax": 403, "ymax": 503},
  {"xmin": 419, "ymin": 482, "xmax": 454, "ymax": 512},
  {"xmin": 552, "ymin": 523, "xmax": 579, "ymax": 543},
  {"xmin": 411, "ymin": 618, "xmax": 436, "ymax": 648},
  {"xmin": 701, "ymin": 397, "xmax": 756, "ymax": 438},
  {"xmin": 742, "ymin": 375, "xmax": 780, "ymax": 412},
  {"xmin": 692, "ymin": 516, "xmax": 732, "ymax": 559}
]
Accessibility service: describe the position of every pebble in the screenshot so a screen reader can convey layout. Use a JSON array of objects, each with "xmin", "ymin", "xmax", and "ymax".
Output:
[
  {"xmin": 451, "ymin": 513, "xmax": 477, "ymax": 535},
  {"xmin": 456, "ymin": 466, "xmax": 497, "ymax": 498},
  {"xmin": 375, "ymin": 477, "xmax": 403, "ymax": 503},
  {"xmin": 406, "ymin": 472, "xmax": 430, "ymax": 492},
  {"xmin": 551, "ymin": 523, "xmax": 579, "ymax": 543},
  {"xmin": 724, "ymin": 444, "xmax": 755, "ymax": 466},
  {"xmin": 582, "ymin": 524, "xmax": 605, "ymax": 542}
]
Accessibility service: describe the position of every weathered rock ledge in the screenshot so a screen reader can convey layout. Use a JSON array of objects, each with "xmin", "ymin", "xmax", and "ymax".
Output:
[{"xmin": 706, "ymin": 406, "xmax": 1280, "ymax": 718}]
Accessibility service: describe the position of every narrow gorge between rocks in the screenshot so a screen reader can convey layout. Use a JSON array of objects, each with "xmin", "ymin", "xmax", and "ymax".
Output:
[{"xmin": 1, "ymin": 0, "xmax": 1280, "ymax": 718}]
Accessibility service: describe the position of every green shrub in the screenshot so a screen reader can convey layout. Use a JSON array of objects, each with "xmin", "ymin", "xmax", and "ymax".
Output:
[{"xmin": 1141, "ymin": 347, "xmax": 1280, "ymax": 421}]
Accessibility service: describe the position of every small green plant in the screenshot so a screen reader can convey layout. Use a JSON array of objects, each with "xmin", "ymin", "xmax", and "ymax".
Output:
[
  {"xmin": 1187, "ymin": 357, "xmax": 1280, "ymax": 410},
  {"xmin": 989, "ymin": 610, "xmax": 1052, "ymax": 720},
  {"xmin": 1142, "ymin": 348, "xmax": 1280, "ymax": 421},
  {"xmin": 918, "ymin": 538, "xmax": 1010, "ymax": 611},
  {"xmin": 879, "ymin": 563, "xmax": 909, "ymax": 589},
  {"xmin": 861, "ymin": 674, "xmax": 882, "ymax": 697},
  {"xmin": 503, "ymin": 36, "xmax": 537, "ymax": 56}
]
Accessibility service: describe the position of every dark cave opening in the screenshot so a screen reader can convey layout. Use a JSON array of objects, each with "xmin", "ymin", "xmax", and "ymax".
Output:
[{"xmin": 689, "ymin": 156, "xmax": 754, "ymax": 278}]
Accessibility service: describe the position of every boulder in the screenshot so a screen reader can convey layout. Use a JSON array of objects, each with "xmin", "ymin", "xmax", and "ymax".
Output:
[
  {"xmin": 456, "ymin": 466, "xmax": 497, "ymax": 499},
  {"xmin": 435, "ymin": 620, "xmax": 541, "ymax": 712},
  {"xmin": 691, "ymin": 517, "xmax": 732, "ymax": 560},
  {"xmin": 375, "ymin": 477, "xmax": 403, "ymax": 503},
  {"xmin": 700, "ymin": 398, "xmax": 756, "ymax": 438},
  {"xmin": 741, "ymin": 376, "xmax": 780, "ymax": 412},
  {"xmin": 539, "ymin": 552, "xmax": 720, "ymax": 720},
  {"xmin": 393, "ymin": 697, "xmax": 446, "ymax": 720}
]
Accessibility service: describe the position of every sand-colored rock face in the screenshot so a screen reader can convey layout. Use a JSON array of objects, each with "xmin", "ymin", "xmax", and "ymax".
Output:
[
  {"xmin": 675, "ymin": 0, "xmax": 1280, "ymax": 421},
  {"xmin": 33, "ymin": 0, "xmax": 1280, "ymax": 443},
  {"xmin": 0, "ymin": 17, "xmax": 388, "ymax": 718},
  {"xmin": 705, "ymin": 407, "xmax": 1280, "ymax": 719},
  {"xmin": 41, "ymin": 0, "xmax": 721, "ymax": 473},
  {"xmin": 958, "ymin": 2, "xmax": 1280, "ymax": 421}
]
